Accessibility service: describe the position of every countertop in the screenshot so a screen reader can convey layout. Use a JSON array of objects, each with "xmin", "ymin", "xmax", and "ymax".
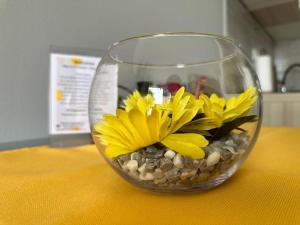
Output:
[{"xmin": 0, "ymin": 127, "xmax": 300, "ymax": 225}]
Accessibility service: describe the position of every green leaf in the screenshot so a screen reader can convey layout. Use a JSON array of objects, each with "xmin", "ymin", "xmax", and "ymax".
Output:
[
  {"xmin": 209, "ymin": 115, "xmax": 258, "ymax": 141},
  {"xmin": 176, "ymin": 128, "xmax": 212, "ymax": 136},
  {"xmin": 235, "ymin": 127, "xmax": 246, "ymax": 132}
]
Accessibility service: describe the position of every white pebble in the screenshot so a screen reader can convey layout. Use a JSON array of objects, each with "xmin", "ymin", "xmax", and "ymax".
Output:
[
  {"xmin": 238, "ymin": 149, "xmax": 246, "ymax": 155},
  {"xmin": 130, "ymin": 152, "xmax": 139, "ymax": 160},
  {"xmin": 206, "ymin": 151, "xmax": 221, "ymax": 167},
  {"xmin": 225, "ymin": 140, "xmax": 235, "ymax": 146},
  {"xmin": 137, "ymin": 163, "xmax": 146, "ymax": 174},
  {"xmin": 128, "ymin": 171, "xmax": 139, "ymax": 179},
  {"xmin": 139, "ymin": 172, "xmax": 154, "ymax": 181},
  {"xmin": 223, "ymin": 146, "xmax": 237, "ymax": 154},
  {"xmin": 122, "ymin": 161, "xmax": 129, "ymax": 171},
  {"xmin": 164, "ymin": 150, "xmax": 176, "ymax": 159},
  {"xmin": 126, "ymin": 160, "xmax": 138, "ymax": 172},
  {"xmin": 173, "ymin": 154, "xmax": 184, "ymax": 168}
]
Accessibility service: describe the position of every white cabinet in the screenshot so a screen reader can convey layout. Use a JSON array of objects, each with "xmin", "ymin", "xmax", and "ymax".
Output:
[{"xmin": 263, "ymin": 93, "xmax": 300, "ymax": 127}]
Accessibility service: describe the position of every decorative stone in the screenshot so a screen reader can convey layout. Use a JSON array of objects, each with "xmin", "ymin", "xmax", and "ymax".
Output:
[
  {"xmin": 159, "ymin": 158, "xmax": 173, "ymax": 171},
  {"xmin": 223, "ymin": 145, "xmax": 236, "ymax": 154},
  {"xmin": 145, "ymin": 146, "xmax": 156, "ymax": 153},
  {"xmin": 237, "ymin": 133, "xmax": 249, "ymax": 148},
  {"xmin": 183, "ymin": 157, "xmax": 194, "ymax": 169},
  {"xmin": 180, "ymin": 169, "xmax": 197, "ymax": 180},
  {"xmin": 204, "ymin": 145, "xmax": 221, "ymax": 155},
  {"xmin": 192, "ymin": 160, "xmax": 200, "ymax": 168},
  {"xmin": 211, "ymin": 141, "xmax": 222, "ymax": 148},
  {"xmin": 198, "ymin": 159, "xmax": 207, "ymax": 172},
  {"xmin": 225, "ymin": 139, "xmax": 235, "ymax": 147},
  {"xmin": 206, "ymin": 151, "xmax": 221, "ymax": 167},
  {"xmin": 139, "ymin": 172, "xmax": 154, "ymax": 181},
  {"xmin": 241, "ymin": 138, "xmax": 249, "ymax": 147},
  {"xmin": 206, "ymin": 165, "xmax": 216, "ymax": 172},
  {"xmin": 231, "ymin": 149, "xmax": 245, "ymax": 160},
  {"xmin": 219, "ymin": 162, "xmax": 231, "ymax": 171},
  {"xmin": 122, "ymin": 160, "xmax": 130, "ymax": 171},
  {"xmin": 128, "ymin": 171, "xmax": 139, "ymax": 179},
  {"xmin": 111, "ymin": 131, "xmax": 250, "ymax": 188},
  {"xmin": 145, "ymin": 160, "xmax": 157, "ymax": 171},
  {"xmin": 130, "ymin": 152, "xmax": 143, "ymax": 165},
  {"xmin": 232, "ymin": 133, "xmax": 240, "ymax": 142},
  {"xmin": 203, "ymin": 146, "xmax": 212, "ymax": 154},
  {"xmin": 153, "ymin": 168, "xmax": 164, "ymax": 179},
  {"xmin": 164, "ymin": 150, "xmax": 176, "ymax": 159},
  {"xmin": 111, "ymin": 159, "xmax": 122, "ymax": 168},
  {"xmin": 130, "ymin": 152, "xmax": 138, "ymax": 160},
  {"xmin": 220, "ymin": 150, "xmax": 233, "ymax": 161},
  {"xmin": 155, "ymin": 150, "xmax": 165, "ymax": 159},
  {"xmin": 196, "ymin": 172, "xmax": 210, "ymax": 182},
  {"xmin": 144, "ymin": 146, "xmax": 164, "ymax": 159},
  {"xmin": 117, "ymin": 159, "xmax": 124, "ymax": 167},
  {"xmin": 154, "ymin": 177, "xmax": 167, "ymax": 185},
  {"xmin": 119, "ymin": 154, "xmax": 130, "ymax": 163},
  {"xmin": 126, "ymin": 160, "xmax": 138, "ymax": 172},
  {"xmin": 173, "ymin": 154, "xmax": 184, "ymax": 169},
  {"xmin": 165, "ymin": 168, "xmax": 180, "ymax": 182},
  {"xmin": 238, "ymin": 149, "xmax": 246, "ymax": 155},
  {"xmin": 138, "ymin": 163, "xmax": 146, "ymax": 174}
]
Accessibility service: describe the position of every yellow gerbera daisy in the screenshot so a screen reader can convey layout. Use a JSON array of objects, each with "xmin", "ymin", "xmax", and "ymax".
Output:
[
  {"xmin": 95, "ymin": 87, "xmax": 208, "ymax": 159},
  {"xmin": 180, "ymin": 86, "xmax": 258, "ymax": 131},
  {"xmin": 223, "ymin": 85, "xmax": 257, "ymax": 122},
  {"xmin": 123, "ymin": 90, "xmax": 154, "ymax": 114}
]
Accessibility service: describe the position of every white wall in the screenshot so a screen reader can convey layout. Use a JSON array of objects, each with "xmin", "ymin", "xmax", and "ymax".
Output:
[
  {"xmin": 0, "ymin": 0, "xmax": 223, "ymax": 145},
  {"xmin": 225, "ymin": 0, "xmax": 273, "ymax": 60}
]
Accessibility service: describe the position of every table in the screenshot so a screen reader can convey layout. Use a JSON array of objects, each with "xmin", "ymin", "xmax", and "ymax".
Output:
[{"xmin": 1, "ymin": 128, "xmax": 300, "ymax": 225}]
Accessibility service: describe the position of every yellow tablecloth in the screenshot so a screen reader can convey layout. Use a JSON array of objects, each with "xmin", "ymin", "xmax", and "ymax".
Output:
[{"xmin": 1, "ymin": 128, "xmax": 300, "ymax": 225}]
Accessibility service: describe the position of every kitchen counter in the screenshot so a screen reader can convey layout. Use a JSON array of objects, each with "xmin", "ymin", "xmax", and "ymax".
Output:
[
  {"xmin": 262, "ymin": 93, "xmax": 300, "ymax": 127},
  {"xmin": 263, "ymin": 92, "xmax": 300, "ymax": 100}
]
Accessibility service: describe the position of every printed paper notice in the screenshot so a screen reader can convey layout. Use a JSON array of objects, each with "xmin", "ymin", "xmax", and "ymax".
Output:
[
  {"xmin": 88, "ymin": 65, "xmax": 118, "ymax": 126},
  {"xmin": 49, "ymin": 53, "xmax": 101, "ymax": 135}
]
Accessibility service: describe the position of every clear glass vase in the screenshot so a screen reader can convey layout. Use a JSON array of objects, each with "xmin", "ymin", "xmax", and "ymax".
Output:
[{"xmin": 89, "ymin": 33, "xmax": 262, "ymax": 193}]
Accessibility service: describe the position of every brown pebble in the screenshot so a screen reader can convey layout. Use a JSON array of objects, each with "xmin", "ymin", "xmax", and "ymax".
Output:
[{"xmin": 160, "ymin": 158, "xmax": 173, "ymax": 171}]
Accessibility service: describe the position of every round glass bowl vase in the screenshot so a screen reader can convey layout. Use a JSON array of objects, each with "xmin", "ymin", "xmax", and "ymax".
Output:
[{"xmin": 89, "ymin": 33, "xmax": 262, "ymax": 193}]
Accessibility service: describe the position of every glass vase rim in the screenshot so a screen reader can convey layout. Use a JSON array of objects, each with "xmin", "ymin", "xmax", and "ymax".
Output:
[{"xmin": 106, "ymin": 32, "xmax": 239, "ymax": 68}]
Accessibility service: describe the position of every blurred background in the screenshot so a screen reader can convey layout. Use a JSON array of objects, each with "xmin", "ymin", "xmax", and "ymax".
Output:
[{"xmin": 1, "ymin": 0, "xmax": 300, "ymax": 149}]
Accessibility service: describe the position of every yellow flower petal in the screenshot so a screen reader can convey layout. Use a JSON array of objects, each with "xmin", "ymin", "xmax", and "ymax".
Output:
[
  {"xmin": 172, "ymin": 95, "xmax": 190, "ymax": 122},
  {"xmin": 161, "ymin": 133, "xmax": 207, "ymax": 159},
  {"xmin": 224, "ymin": 86, "xmax": 257, "ymax": 122},
  {"xmin": 94, "ymin": 123, "xmax": 131, "ymax": 148},
  {"xmin": 181, "ymin": 117, "xmax": 222, "ymax": 131},
  {"xmin": 170, "ymin": 106, "xmax": 199, "ymax": 133},
  {"xmin": 158, "ymin": 110, "xmax": 171, "ymax": 139},
  {"xmin": 173, "ymin": 86, "xmax": 185, "ymax": 106},
  {"xmin": 164, "ymin": 133, "xmax": 208, "ymax": 146},
  {"xmin": 100, "ymin": 135, "xmax": 131, "ymax": 149},
  {"xmin": 101, "ymin": 115, "xmax": 136, "ymax": 146},
  {"xmin": 210, "ymin": 94, "xmax": 225, "ymax": 108},
  {"xmin": 105, "ymin": 145, "xmax": 132, "ymax": 158},
  {"xmin": 147, "ymin": 108, "xmax": 160, "ymax": 142},
  {"xmin": 128, "ymin": 109, "xmax": 152, "ymax": 145},
  {"xmin": 116, "ymin": 109, "xmax": 144, "ymax": 146},
  {"xmin": 124, "ymin": 90, "xmax": 154, "ymax": 113}
]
